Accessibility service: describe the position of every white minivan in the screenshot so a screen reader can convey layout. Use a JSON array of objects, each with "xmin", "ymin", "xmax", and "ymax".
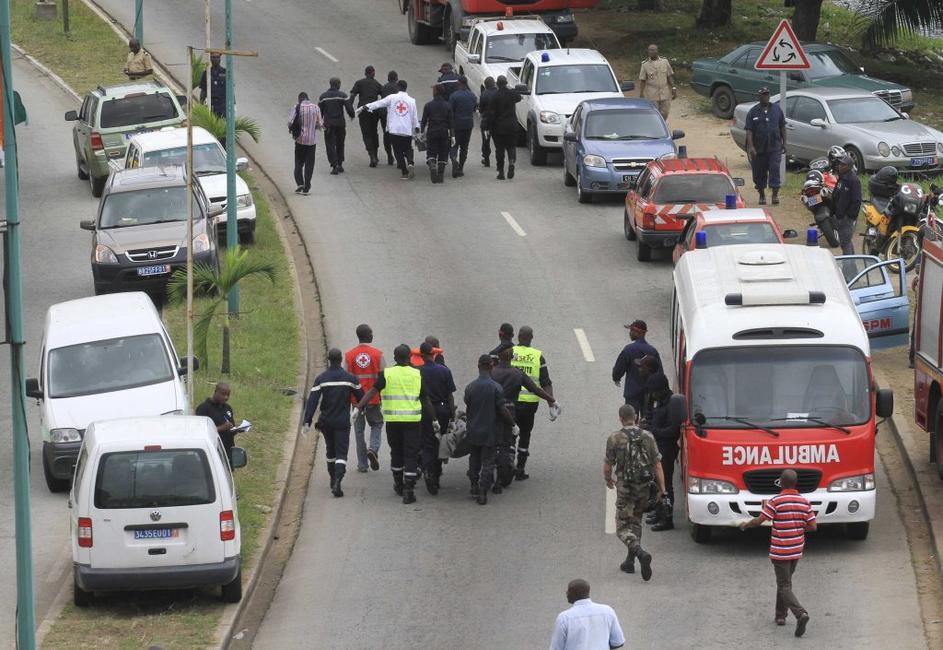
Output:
[
  {"xmin": 70, "ymin": 416, "xmax": 245, "ymax": 606},
  {"xmin": 27, "ymin": 292, "xmax": 195, "ymax": 492}
]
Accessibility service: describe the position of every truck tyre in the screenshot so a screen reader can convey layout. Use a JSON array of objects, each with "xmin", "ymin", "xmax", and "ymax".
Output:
[
  {"xmin": 74, "ymin": 579, "xmax": 93, "ymax": 607},
  {"xmin": 527, "ymin": 123, "xmax": 547, "ymax": 166},
  {"xmin": 443, "ymin": 8, "xmax": 458, "ymax": 51},
  {"xmin": 846, "ymin": 521, "xmax": 870, "ymax": 541},
  {"xmin": 221, "ymin": 567, "xmax": 243, "ymax": 602},
  {"xmin": 710, "ymin": 85, "xmax": 736, "ymax": 119},
  {"xmin": 43, "ymin": 454, "xmax": 70, "ymax": 493},
  {"xmin": 563, "ymin": 164, "xmax": 576, "ymax": 187},
  {"xmin": 690, "ymin": 522, "xmax": 712, "ymax": 544},
  {"xmin": 576, "ymin": 170, "xmax": 592, "ymax": 204},
  {"xmin": 407, "ymin": 3, "xmax": 436, "ymax": 45},
  {"xmin": 636, "ymin": 237, "xmax": 652, "ymax": 262},
  {"xmin": 624, "ymin": 208, "xmax": 636, "ymax": 240},
  {"xmin": 932, "ymin": 401, "xmax": 943, "ymax": 477}
]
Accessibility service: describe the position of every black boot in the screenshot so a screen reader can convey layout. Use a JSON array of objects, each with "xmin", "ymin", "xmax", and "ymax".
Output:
[
  {"xmin": 771, "ymin": 187, "xmax": 780, "ymax": 205},
  {"xmin": 620, "ymin": 547, "xmax": 636, "ymax": 573},
  {"xmin": 469, "ymin": 482, "xmax": 479, "ymax": 497},
  {"xmin": 425, "ymin": 475, "xmax": 439, "ymax": 495},
  {"xmin": 327, "ymin": 462, "xmax": 335, "ymax": 490},
  {"xmin": 636, "ymin": 547, "xmax": 653, "ymax": 581},
  {"xmin": 515, "ymin": 455, "xmax": 529, "ymax": 481},
  {"xmin": 507, "ymin": 163, "xmax": 515, "ymax": 180},
  {"xmin": 458, "ymin": 157, "xmax": 466, "ymax": 177},
  {"xmin": 652, "ymin": 500, "xmax": 674, "ymax": 531},
  {"xmin": 477, "ymin": 488, "xmax": 488, "ymax": 505},
  {"xmin": 403, "ymin": 480, "xmax": 417, "ymax": 504},
  {"xmin": 438, "ymin": 162, "xmax": 448, "ymax": 184},
  {"xmin": 451, "ymin": 159, "xmax": 459, "ymax": 178},
  {"xmin": 369, "ymin": 151, "xmax": 378, "ymax": 168},
  {"xmin": 758, "ymin": 190, "xmax": 767, "ymax": 205},
  {"xmin": 481, "ymin": 157, "xmax": 490, "ymax": 168},
  {"xmin": 387, "ymin": 152, "xmax": 394, "ymax": 166},
  {"xmin": 331, "ymin": 477, "xmax": 344, "ymax": 498},
  {"xmin": 496, "ymin": 167, "xmax": 505, "ymax": 181},
  {"xmin": 428, "ymin": 160, "xmax": 438, "ymax": 184},
  {"xmin": 393, "ymin": 471, "xmax": 404, "ymax": 496}
]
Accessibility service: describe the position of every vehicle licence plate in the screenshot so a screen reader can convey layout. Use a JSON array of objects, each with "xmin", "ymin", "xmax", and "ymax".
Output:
[
  {"xmin": 133, "ymin": 528, "xmax": 179, "ymax": 540},
  {"xmin": 623, "ymin": 174, "xmax": 635, "ymax": 182},
  {"xmin": 804, "ymin": 195, "xmax": 821, "ymax": 207},
  {"xmin": 137, "ymin": 264, "xmax": 170, "ymax": 277},
  {"xmin": 911, "ymin": 157, "xmax": 937, "ymax": 167}
]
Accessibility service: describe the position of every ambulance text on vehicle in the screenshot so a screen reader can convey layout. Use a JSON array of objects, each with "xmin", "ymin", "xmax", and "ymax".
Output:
[{"xmin": 669, "ymin": 243, "xmax": 894, "ymax": 543}]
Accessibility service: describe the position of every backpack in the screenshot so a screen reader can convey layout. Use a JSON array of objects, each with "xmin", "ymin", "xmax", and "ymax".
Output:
[
  {"xmin": 613, "ymin": 427, "xmax": 656, "ymax": 484},
  {"xmin": 289, "ymin": 103, "xmax": 302, "ymax": 139}
]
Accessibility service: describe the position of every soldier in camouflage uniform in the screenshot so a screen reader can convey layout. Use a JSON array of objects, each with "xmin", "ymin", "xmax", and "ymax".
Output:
[{"xmin": 604, "ymin": 404, "xmax": 665, "ymax": 581}]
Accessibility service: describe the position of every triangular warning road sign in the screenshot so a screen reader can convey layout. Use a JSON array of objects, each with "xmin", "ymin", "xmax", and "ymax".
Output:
[{"xmin": 755, "ymin": 20, "xmax": 810, "ymax": 70}]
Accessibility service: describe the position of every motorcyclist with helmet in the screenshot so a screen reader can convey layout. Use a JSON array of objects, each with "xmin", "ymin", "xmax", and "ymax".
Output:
[{"xmin": 832, "ymin": 153, "xmax": 862, "ymax": 254}]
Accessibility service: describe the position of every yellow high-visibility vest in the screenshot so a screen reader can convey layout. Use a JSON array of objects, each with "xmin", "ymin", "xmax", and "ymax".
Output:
[
  {"xmin": 380, "ymin": 365, "xmax": 422, "ymax": 422},
  {"xmin": 512, "ymin": 345, "xmax": 542, "ymax": 403}
]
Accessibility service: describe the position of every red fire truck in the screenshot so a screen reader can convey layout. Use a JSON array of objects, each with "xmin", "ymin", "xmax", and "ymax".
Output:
[
  {"xmin": 914, "ymin": 239, "xmax": 943, "ymax": 477},
  {"xmin": 398, "ymin": 0, "xmax": 598, "ymax": 49},
  {"xmin": 669, "ymin": 243, "xmax": 894, "ymax": 543}
]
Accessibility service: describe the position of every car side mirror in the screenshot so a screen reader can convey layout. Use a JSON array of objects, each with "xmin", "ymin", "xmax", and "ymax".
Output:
[
  {"xmin": 467, "ymin": 54, "xmax": 481, "ymax": 64},
  {"xmin": 901, "ymin": 112, "xmax": 909, "ymax": 120},
  {"xmin": 176, "ymin": 94, "xmax": 188, "ymax": 106},
  {"xmin": 875, "ymin": 388, "xmax": 894, "ymax": 419},
  {"xmin": 236, "ymin": 157, "xmax": 249, "ymax": 172},
  {"xmin": 782, "ymin": 229, "xmax": 798, "ymax": 239},
  {"xmin": 514, "ymin": 83, "xmax": 530, "ymax": 95},
  {"xmin": 563, "ymin": 131, "xmax": 578, "ymax": 142},
  {"xmin": 621, "ymin": 80, "xmax": 635, "ymax": 92},
  {"xmin": 809, "ymin": 118, "xmax": 827, "ymax": 128},
  {"xmin": 25, "ymin": 378, "xmax": 42, "ymax": 400},
  {"xmin": 177, "ymin": 356, "xmax": 200, "ymax": 376},
  {"xmin": 79, "ymin": 220, "xmax": 95, "ymax": 231},
  {"xmin": 64, "ymin": 110, "xmax": 78, "ymax": 121},
  {"xmin": 667, "ymin": 393, "xmax": 687, "ymax": 428},
  {"xmin": 229, "ymin": 446, "xmax": 248, "ymax": 469},
  {"xmin": 732, "ymin": 177, "xmax": 746, "ymax": 187},
  {"xmin": 671, "ymin": 129, "xmax": 685, "ymax": 140},
  {"xmin": 208, "ymin": 204, "xmax": 225, "ymax": 218}
]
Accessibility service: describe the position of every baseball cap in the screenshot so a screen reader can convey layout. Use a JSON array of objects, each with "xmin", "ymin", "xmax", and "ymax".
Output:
[
  {"xmin": 758, "ymin": 87, "xmax": 770, "ymax": 95},
  {"xmin": 624, "ymin": 319, "xmax": 648, "ymax": 332}
]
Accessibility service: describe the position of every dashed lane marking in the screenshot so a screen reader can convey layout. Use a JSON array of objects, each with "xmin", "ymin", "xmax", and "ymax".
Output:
[
  {"xmin": 315, "ymin": 47, "xmax": 338, "ymax": 63},
  {"xmin": 573, "ymin": 328, "xmax": 595, "ymax": 362},
  {"xmin": 501, "ymin": 211, "xmax": 526, "ymax": 237}
]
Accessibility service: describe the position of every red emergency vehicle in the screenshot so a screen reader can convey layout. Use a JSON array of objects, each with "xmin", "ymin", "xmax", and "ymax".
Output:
[
  {"xmin": 670, "ymin": 243, "xmax": 894, "ymax": 543},
  {"xmin": 672, "ymin": 207, "xmax": 796, "ymax": 264},
  {"xmin": 624, "ymin": 157, "xmax": 744, "ymax": 262},
  {"xmin": 913, "ymin": 239, "xmax": 943, "ymax": 476},
  {"xmin": 400, "ymin": 0, "xmax": 597, "ymax": 49}
]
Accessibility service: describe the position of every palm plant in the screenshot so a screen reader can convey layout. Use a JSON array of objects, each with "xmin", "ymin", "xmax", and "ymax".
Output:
[
  {"xmin": 168, "ymin": 246, "xmax": 276, "ymax": 375},
  {"xmin": 190, "ymin": 103, "xmax": 262, "ymax": 146},
  {"xmin": 863, "ymin": 0, "xmax": 943, "ymax": 47},
  {"xmin": 191, "ymin": 50, "xmax": 207, "ymax": 90}
]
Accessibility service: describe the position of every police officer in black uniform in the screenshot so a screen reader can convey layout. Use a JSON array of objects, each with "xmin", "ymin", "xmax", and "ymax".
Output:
[
  {"xmin": 319, "ymin": 77, "xmax": 355, "ymax": 175},
  {"xmin": 436, "ymin": 62, "xmax": 460, "ymax": 100},
  {"xmin": 199, "ymin": 53, "xmax": 227, "ymax": 119},
  {"xmin": 478, "ymin": 76, "xmax": 497, "ymax": 167},
  {"xmin": 380, "ymin": 71, "xmax": 399, "ymax": 166},
  {"xmin": 348, "ymin": 66, "xmax": 384, "ymax": 167},
  {"xmin": 640, "ymin": 365, "xmax": 679, "ymax": 531},
  {"xmin": 420, "ymin": 85, "xmax": 454, "ymax": 184}
]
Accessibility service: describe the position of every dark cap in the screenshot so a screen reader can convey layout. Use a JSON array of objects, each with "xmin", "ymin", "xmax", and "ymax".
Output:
[
  {"xmin": 624, "ymin": 319, "xmax": 648, "ymax": 332},
  {"xmin": 758, "ymin": 87, "xmax": 770, "ymax": 95},
  {"xmin": 438, "ymin": 62, "xmax": 453, "ymax": 73},
  {"xmin": 419, "ymin": 342, "xmax": 434, "ymax": 355}
]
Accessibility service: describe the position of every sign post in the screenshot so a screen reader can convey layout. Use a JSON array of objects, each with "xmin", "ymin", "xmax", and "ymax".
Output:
[{"xmin": 755, "ymin": 19, "xmax": 810, "ymax": 183}]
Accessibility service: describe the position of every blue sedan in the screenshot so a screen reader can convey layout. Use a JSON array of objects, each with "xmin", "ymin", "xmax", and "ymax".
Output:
[{"xmin": 562, "ymin": 97, "xmax": 684, "ymax": 204}]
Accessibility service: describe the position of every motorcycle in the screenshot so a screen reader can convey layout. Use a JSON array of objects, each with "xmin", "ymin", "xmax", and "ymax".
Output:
[
  {"xmin": 917, "ymin": 184, "xmax": 943, "ymax": 249},
  {"xmin": 799, "ymin": 166, "xmax": 840, "ymax": 248},
  {"xmin": 861, "ymin": 174, "xmax": 923, "ymax": 272}
]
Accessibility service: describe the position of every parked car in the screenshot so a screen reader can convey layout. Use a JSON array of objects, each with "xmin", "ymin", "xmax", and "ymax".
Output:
[
  {"xmin": 691, "ymin": 42, "xmax": 913, "ymax": 119},
  {"xmin": 673, "ymin": 207, "xmax": 797, "ymax": 263},
  {"xmin": 562, "ymin": 98, "xmax": 683, "ymax": 203},
  {"xmin": 729, "ymin": 88, "xmax": 943, "ymax": 172},
  {"xmin": 80, "ymin": 166, "xmax": 220, "ymax": 296},
  {"xmin": 25, "ymin": 293, "xmax": 194, "ymax": 492},
  {"xmin": 624, "ymin": 157, "xmax": 744, "ymax": 262},
  {"xmin": 70, "ymin": 416, "xmax": 245, "ymax": 606},
  {"xmin": 122, "ymin": 127, "xmax": 256, "ymax": 244},
  {"xmin": 65, "ymin": 80, "xmax": 186, "ymax": 197}
]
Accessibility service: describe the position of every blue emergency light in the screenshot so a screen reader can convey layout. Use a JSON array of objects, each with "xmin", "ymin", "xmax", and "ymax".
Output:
[
  {"xmin": 695, "ymin": 231, "xmax": 707, "ymax": 249},
  {"xmin": 806, "ymin": 228, "xmax": 818, "ymax": 246},
  {"xmin": 541, "ymin": 52, "xmax": 550, "ymax": 62}
]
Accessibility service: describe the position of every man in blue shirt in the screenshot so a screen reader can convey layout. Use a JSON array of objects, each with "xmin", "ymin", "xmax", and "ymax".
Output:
[
  {"xmin": 464, "ymin": 354, "xmax": 514, "ymax": 505},
  {"xmin": 448, "ymin": 76, "xmax": 478, "ymax": 178},
  {"xmin": 417, "ymin": 342, "xmax": 456, "ymax": 494},
  {"xmin": 832, "ymin": 153, "xmax": 862, "ymax": 254},
  {"xmin": 550, "ymin": 579, "xmax": 625, "ymax": 650},
  {"xmin": 611, "ymin": 320, "xmax": 660, "ymax": 413},
  {"xmin": 744, "ymin": 88, "xmax": 786, "ymax": 206}
]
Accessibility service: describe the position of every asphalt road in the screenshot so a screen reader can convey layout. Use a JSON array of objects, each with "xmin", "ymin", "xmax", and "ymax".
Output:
[
  {"xmin": 0, "ymin": 54, "xmax": 97, "ymax": 645},
  {"xmin": 94, "ymin": 1, "xmax": 928, "ymax": 647}
]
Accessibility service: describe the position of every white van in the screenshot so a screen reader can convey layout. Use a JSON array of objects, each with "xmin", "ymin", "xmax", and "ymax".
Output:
[
  {"xmin": 26, "ymin": 292, "xmax": 195, "ymax": 492},
  {"xmin": 70, "ymin": 416, "xmax": 245, "ymax": 606}
]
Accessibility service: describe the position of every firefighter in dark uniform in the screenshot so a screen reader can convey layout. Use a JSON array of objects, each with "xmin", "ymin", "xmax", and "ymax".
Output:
[
  {"xmin": 318, "ymin": 77, "xmax": 355, "ymax": 175},
  {"xmin": 436, "ymin": 62, "xmax": 460, "ymax": 100},
  {"xmin": 478, "ymin": 76, "xmax": 497, "ymax": 167},
  {"xmin": 380, "ymin": 71, "xmax": 399, "ymax": 166},
  {"xmin": 348, "ymin": 66, "xmax": 384, "ymax": 167},
  {"xmin": 417, "ymin": 342, "xmax": 456, "ymax": 494},
  {"xmin": 640, "ymin": 364, "xmax": 679, "ymax": 531},
  {"xmin": 420, "ymin": 85, "xmax": 454, "ymax": 184}
]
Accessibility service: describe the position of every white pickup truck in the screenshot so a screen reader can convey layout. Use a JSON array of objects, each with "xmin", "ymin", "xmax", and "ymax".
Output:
[
  {"xmin": 453, "ymin": 18, "xmax": 560, "ymax": 95},
  {"xmin": 506, "ymin": 48, "xmax": 633, "ymax": 165}
]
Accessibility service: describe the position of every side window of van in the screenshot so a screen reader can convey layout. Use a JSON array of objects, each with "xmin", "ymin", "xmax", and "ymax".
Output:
[{"xmin": 216, "ymin": 441, "xmax": 235, "ymax": 497}]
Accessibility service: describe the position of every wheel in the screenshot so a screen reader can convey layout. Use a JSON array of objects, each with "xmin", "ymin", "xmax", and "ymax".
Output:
[
  {"xmin": 845, "ymin": 146, "xmax": 865, "ymax": 174},
  {"xmin": 576, "ymin": 169, "xmax": 592, "ymax": 204},
  {"xmin": 407, "ymin": 2, "xmax": 436, "ymax": 45},
  {"xmin": 73, "ymin": 579, "xmax": 93, "ymax": 607},
  {"xmin": 846, "ymin": 521, "xmax": 870, "ymax": 540},
  {"xmin": 884, "ymin": 230, "xmax": 921, "ymax": 273},
  {"xmin": 89, "ymin": 174, "xmax": 106, "ymax": 198},
  {"xmin": 814, "ymin": 207, "xmax": 840, "ymax": 248},
  {"xmin": 624, "ymin": 208, "xmax": 637, "ymax": 240},
  {"xmin": 563, "ymin": 164, "xmax": 576, "ymax": 187},
  {"xmin": 636, "ymin": 237, "xmax": 652, "ymax": 262},
  {"xmin": 220, "ymin": 567, "xmax": 242, "ymax": 603},
  {"xmin": 76, "ymin": 157, "xmax": 89, "ymax": 180},
  {"xmin": 239, "ymin": 229, "xmax": 255, "ymax": 246},
  {"xmin": 932, "ymin": 400, "xmax": 943, "ymax": 477},
  {"xmin": 710, "ymin": 85, "xmax": 736, "ymax": 119},
  {"xmin": 527, "ymin": 123, "xmax": 547, "ymax": 166},
  {"xmin": 43, "ymin": 453, "xmax": 70, "ymax": 493},
  {"xmin": 690, "ymin": 522, "xmax": 712, "ymax": 544},
  {"xmin": 443, "ymin": 9, "xmax": 457, "ymax": 51}
]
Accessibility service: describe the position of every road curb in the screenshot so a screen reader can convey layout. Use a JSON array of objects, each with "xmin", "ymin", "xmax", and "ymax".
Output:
[{"xmin": 10, "ymin": 44, "xmax": 80, "ymax": 102}]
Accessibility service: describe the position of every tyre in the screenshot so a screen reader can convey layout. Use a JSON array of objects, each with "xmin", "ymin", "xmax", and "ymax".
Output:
[
  {"xmin": 884, "ymin": 230, "xmax": 921, "ymax": 273},
  {"xmin": 220, "ymin": 567, "xmax": 242, "ymax": 603},
  {"xmin": 73, "ymin": 579, "xmax": 93, "ymax": 607},
  {"xmin": 89, "ymin": 174, "xmax": 106, "ymax": 198},
  {"xmin": 932, "ymin": 400, "xmax": 943, "ymax": 477},
  {"xmin": 636, "ymin": 237, "xmax": 652, "ymax": 262},
  {"xmin": 690, "ymin": 522, "xmax": 712, "ymax": 544},
  {"xmin": 814, "ymin": 207, "xmax": 840, "ymax": 248},
  {"xmin": 846, "ymin": 521, "xmax": 870, "ymax": 541},
  {"xmin": 710, "ymin": 85, "xmax": 736, "ymax": 119},
  {"xmin": 527, "ymin": 123, "xmax": 547, "ymax": 166},
  {"xmin": 563, "ymin": 164, "xmax": 576, "ymax": 187},
  {"xmin": 76, "ymin": 157, "xmax": 89, "ymax": 180},
  {"xmin": 407, "ymin": 3, "xmax": 436, "ymax": 45},
  {"xmin": 576, "ymin": 170, "xmax": 592, "ymax": 204},
  {"xmin": 43, "ymin": 453, "xmax": 70, "ymax": 493},
  {"xmin": 624, "ymin": 208, "xmax": 636, "ymax": 241},
  {"xmin": 443, "ymin": 10, "xmax": 457, "ymax": 51},
  {"xmin": 845, "ymin": 146, "xmax": 865, "ymax": 175}
]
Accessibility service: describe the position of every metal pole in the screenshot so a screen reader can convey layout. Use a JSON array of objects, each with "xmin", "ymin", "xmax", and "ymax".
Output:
[
  {"xmin": 134, "ymin": 0, "xmax": 143, "ymax": 44},
  {"xmin": 0, "ymin": 0, "xmax": 37, "ymax": 646},
  {"xmin": 224, "ymin": 0, "xmax": 238, "ymax": 313},
  {"xmin": 780, "ymin": 69, "xmax": 787, "ymax": 183},
  {"xmin": 62, "ymin": 0, "xmax": 69, "ymax": 34},
  {"xmin": 186, "ymin": 45, "xmax": 195, "ymax": 413},
  {"xmin": 204, "ymin": 0, "xmax": 211, "ymax": 113}
]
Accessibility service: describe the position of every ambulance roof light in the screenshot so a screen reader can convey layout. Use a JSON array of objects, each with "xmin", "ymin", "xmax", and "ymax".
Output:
[
  {"xmin": 505, "ymin": 6, "xmax": 513, "ymax": 16},
  {"xmin": 806, "ymin": 228, "xmax": 818, "ymax": 246},
  {"xmin": 695, "ymin": 231, "xmax": 707, "ymax": 249},
  {"xmin": 541, "ymin": 52, "xmax": 550, "ymax": 63},
  {"xmin": 725, "ymin": 291, "xmax": 827, "ymax": 306},
  {"xmin": 497, "ymin": 21, "xmax": 504, "ymax": 30}
]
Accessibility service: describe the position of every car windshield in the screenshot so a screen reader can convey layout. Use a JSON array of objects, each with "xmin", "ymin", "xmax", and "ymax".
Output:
[
  {"xmin": 827, "ymin": 97, "xmax": 901, "ymax": 124},
  {"xmin": 652, "ymin": 174, "xmax": 734, "ymax": 203},
  {"xmin": 48, "ymin": 333, "xmax": 175, "ymax": 398},
  {"xmin": 584, "ymin": 109, "xmax": 667, "ymax": 140},
  {"xmin": 486, "ymin": 34, "xmax": 559, "ymax": 63},
  {"xmin": 142, "ymin": 143, "xmax": 226, "ymax": 174},
  {"xmin": 94, "ymin": 449, "xmax": 216, "ymax": 509},
  {"xmin": 100, "ymin": 93, "xmax": 178, "ymax": 128},
  {"xmin": 99, "ymin": 186, "xmax": 197, "ymax": 228},
  {"xmin": 689, "ymin": 346, "xmax": 870, "ymax": 428},
  {"xmin": 805, "ymin": 49, "xmax": 861, "ymax": 79},
  {"xmin": 536, "ymin": 64, "xmax": 618, "ymax": 95},
  {"xmin": 701, "ymin": 222, "xmax": 779, "ymax": 245}
]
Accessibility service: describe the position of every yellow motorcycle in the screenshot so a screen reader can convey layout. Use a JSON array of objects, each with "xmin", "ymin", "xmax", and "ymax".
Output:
[{"xmin": 861, "ymin": 172, "xmax": 922, "ymax": 272}]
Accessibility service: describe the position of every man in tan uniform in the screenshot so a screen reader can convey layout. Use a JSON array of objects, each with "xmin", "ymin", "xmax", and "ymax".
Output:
[
  {"xmin": 638, "ymin": 44, "xmax": 675, "ymax": 120},
  {"xmin": 124, "ymin": 38, "xmax": 153, "ymax": 81}
]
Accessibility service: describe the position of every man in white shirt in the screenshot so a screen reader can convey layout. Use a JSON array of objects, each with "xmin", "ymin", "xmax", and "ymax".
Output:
[
  {"xmin": 550, "ymin": 579, "xmax": 625, "ymax": 650},
  {"xmin": 360, "ymin": 79, "xmax": 420, "ymax": 180}
]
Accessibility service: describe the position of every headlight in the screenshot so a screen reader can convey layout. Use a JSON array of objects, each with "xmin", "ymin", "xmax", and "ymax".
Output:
[
  {"xmin": 905, "ymin": 202, "xmax": 918, "ymax": 214},
  {"xmin": 555, "ymin": 13, "xmax": 574, "ymax": 23},
  {"xmin": 192, "ymin": 233, "xmax": 211, "ymax": 254},
  {"xmin": 828, "ymin": 473, "xmax": 875, "ymax": 492},
  {"xmin": 236, "ymin": 193, "xmax": 253, "ymax": 208},
  {"xmin": 891, "ymin": 145, "xmax": 902, "ymax": 157},
  {"xmin": 50, "ymin": 428, "xmax": 82, "ymax": 443},
  {"xmin": 937, "ymin": 142, "xmax": 943, "ymax": 155},
  {"xmin": 878, "ymin": 141, "xmax": 890, "ymax": 157},
  {"xmin": 688, "ymin": 476, "xmax": 739, "ymax": 494},
  {"xmin": 94, "ymin": 244, "xmax": 118, "ymax": 264},
  {"xmin": 582, "ymin": 154, "xmax": 607, "ymax": 168},
  {"xmin": 539, "ymin": 111, "xmax": 560, "ymax": 124},
  {"xmin": 901, "ymin": 89, "xmax": 913, "ymax": 104}
]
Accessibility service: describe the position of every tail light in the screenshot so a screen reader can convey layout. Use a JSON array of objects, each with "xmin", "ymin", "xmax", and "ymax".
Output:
[
  {"xmin": 220, "ymin": 510, "xmax": 235, "ymax": 541},
  {"xmin": 641, "ymin": 209, "xmax": 656, "ymax": 229},
  {"xmin": 90, "ymin": 133, "xmax": 104, "ymax": 151},
  {"xmin": 77, "ymin": 517, "xmax": 93, "ymax": 548}
]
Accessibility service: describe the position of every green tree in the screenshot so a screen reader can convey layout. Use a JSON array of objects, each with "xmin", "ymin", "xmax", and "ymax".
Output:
[
  {"xmin": 168, "ymin": 246, "xmax": 276, "ymax": 374},
  {"xmin": 190, "ymin": 103, "xmax": 262, "ymax": 146},
  {"xmin": 863, "ymin": 0, "xmax": 943, "ymax": 47},
  {"xmin": 191, "ymin": 50, "xmax": 207, "ymax": 90}
]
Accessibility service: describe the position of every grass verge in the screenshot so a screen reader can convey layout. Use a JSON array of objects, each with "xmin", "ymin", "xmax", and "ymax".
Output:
[{"xmin": 11, "ymin": 4, "xmax": 301, "ymax": 648}]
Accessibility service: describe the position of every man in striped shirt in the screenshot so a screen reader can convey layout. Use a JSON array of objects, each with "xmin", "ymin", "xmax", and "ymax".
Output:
[
  {"xmin": 288, "ymin": 92, "xmax": 323, "ymax": 195},
  {"xmin": 740, "ymin": 469, "xmax": 816, "ymax": 637}
]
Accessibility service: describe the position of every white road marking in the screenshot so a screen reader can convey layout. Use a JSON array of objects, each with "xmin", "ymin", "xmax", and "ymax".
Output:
[
  {"xmin": 605, "ymin": 487, "xmax": 616, "ymax": 534},
  {"xmin": 573, "ymin": 328, "xmax": 595, "ymax": 362},
  {"xmin": 315, "ymin": 47, "xmax": 338, "ymax": 63},
  {"xmin": 501, "ymin": 211, "xmax": 526, "ymax": 237}
]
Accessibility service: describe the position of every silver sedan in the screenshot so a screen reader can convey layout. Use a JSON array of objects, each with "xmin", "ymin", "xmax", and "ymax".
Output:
[{"xmin": 729, "ymin": 87, "xmax": 943, "ymax": 172}]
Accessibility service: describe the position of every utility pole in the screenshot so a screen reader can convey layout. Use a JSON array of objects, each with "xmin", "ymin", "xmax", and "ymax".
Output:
[
  {"xmin": 204, "ymin": 0, "xmax": 211, "ymax": 112},
  {"xmin": 134, "ymin": 0, "xmax": 143, "ymax": 44},
  {"xmin": 63, "ymin": 0, "xmax": 69, "ymax": 34},
  {"xmin": 186, "ymin": 45, "xmax": 195, "ymax": 412},
  {"xmin": 224, "ymin": 0, "xmax": 238, "ymax": 314},
  {"xmin": 0, "ymin": 0, "xmax": 37, "ymax": 646}
]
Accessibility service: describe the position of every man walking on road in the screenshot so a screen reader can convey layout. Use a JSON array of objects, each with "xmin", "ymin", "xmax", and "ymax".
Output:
[
  {"xmin": 464, "ymin": 354, "xmax": 514, "ymax": 505},
  {"xmin": 640, "ymin": 366, "xmax": 678, "ymax": 531},
  {"xmin": 449, "ymin": 76, "xmax": 477, "ymax": 178},
  {"xmin": 348, "ymin": 66, "xmax": 384, "ymax": 167},
  {"xmin": 486, "ymin": 76, "xmax": 521, "ymax": 181},
  {"xmin": 612, "ymin": 320, "xmax": 660, "ymax": 413},
  {"xmin": 288, "ymin": 92, "xmax": 322, "ymax": 195},
  {"xmin": 604, "ymin": 404, "xmax": 664, "ymax": 580},
  {"xmin": 511, "ymin": 326, "xmax": 554, "ymax": 480},
  {"xmin": 345, "ymin": 324, "xmax": 385, "ymax": 473},
  {"xmin": 740, "ymin": 469, "xmax": 815, "ymax": 637},
  {"xmin": 417, "ymin": 342, "xmax": 456, "ymax": 494},
  {"xmin": 638, "ymin": 44, "xmax": 675, "ymax": 120},
  {"xmin": 380, "ymin": 71, "xmax": 400, "ymax": 166},
  {"xmin": 361, "ymin": 79, "xmax": 420, "ymax": 180},
  {"xmin": 745, "ymin": 88, "xmax": 786, "ymax": 206},
  {"xmin": 123, "ymin": 38, "xmax": 153, "ymax": 80},
  {"xmin": 478, "ymin": 76, "xmax": 497, "ymax": 168},
  {"xmin": 832, "ymin": 153, "xmax": 862, "ymax": 255},
  {"xmin": 420, "ymin": 85, "xmax": 454, "ymax": 184},
  {"xmin": 319, "ymin": 77, "xmax": 354, "ymax": 175},
  {"xmin": 436, "ymin": 62, "xmax": 460, "ymax": 100},
  {"xmin": 490, "ymin": 322, "xmax": 515, "ymax": 359},
  {"xmin": 304, "ymin": 348, "xmax": 364, "ymax": 498},
  {"xmin": 550, "ymin": 579, "xmax": 625, "ymax": 650}
]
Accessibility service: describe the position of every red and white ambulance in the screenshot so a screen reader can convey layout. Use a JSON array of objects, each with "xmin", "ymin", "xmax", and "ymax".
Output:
[{"xmin": 669, "ymin": 243, "xmax": 894, "ymax": 543}]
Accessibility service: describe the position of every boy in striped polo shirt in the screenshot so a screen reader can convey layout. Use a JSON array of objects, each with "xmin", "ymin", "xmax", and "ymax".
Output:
[{"xmin": 740, "ymin": 469, "xmax": 817, "ymax": 637}]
